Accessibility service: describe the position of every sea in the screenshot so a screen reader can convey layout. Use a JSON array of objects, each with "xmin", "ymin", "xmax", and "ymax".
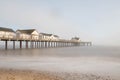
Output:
[{"xmin": 0, "ymin": 45, "xmax": 120, "ymax": 79}]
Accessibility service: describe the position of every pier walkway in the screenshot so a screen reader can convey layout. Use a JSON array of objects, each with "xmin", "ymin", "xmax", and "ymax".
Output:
[{"xmin": 0, "ymin": 37, "xmax": 92, "ymax": 50}]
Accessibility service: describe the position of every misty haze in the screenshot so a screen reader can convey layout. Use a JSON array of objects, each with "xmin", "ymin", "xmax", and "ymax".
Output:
[{"xmin": 0, "ymin": 0, "xmax": 120, "ymax": 80}]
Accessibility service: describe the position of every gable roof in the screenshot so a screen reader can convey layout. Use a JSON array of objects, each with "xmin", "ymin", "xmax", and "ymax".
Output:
[
  {"xmin": 40, "ymin": 33, "xmax": 52, "ymax": 36},
  {"xmin": 17, "ymin": 29, "xmax": 36, "ymax": 34},
  {"xmin": 0, "ymin": 27, "xmax": 15, "ymax": 32},
  {"xmin": 72, "ymin": 37, "xmax": 80, "ymax": 40},
  {"xmin": 53, "ymin": 35, "xmax": 59, "ymax": 37}
]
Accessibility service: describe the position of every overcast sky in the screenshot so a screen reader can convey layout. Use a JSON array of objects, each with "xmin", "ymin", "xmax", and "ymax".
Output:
[{"xmin": 0, "ymin": 0, "xmax": 120, "ymax": 46}]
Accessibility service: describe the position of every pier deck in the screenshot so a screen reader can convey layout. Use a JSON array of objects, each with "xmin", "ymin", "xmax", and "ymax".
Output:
[{"xmin": 0, "ymin": 37, "xmax": 92, "ymax": 50}]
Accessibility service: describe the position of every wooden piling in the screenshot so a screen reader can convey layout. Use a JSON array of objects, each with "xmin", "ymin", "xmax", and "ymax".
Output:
[
  {"xmin": 45, "ymin": 41, "xmax": 47, "ymax": 48},
  {"xmin": 20, "ymin": 41, "xmax": 22, "ymax": 49},
  {"xmin": 5, "ymin": 40, "xmax": 8, "ymax": 50},
  {"xmin": 26, "ymin": 41, "xmax": 28, "ymax": 48},
  {"xmin": 13, "ymin": 41, "xmax": 15, "ymax": 49},
  {"xmin": 30, "ymin": 41, "xmax": 33, "ymax": 48}
]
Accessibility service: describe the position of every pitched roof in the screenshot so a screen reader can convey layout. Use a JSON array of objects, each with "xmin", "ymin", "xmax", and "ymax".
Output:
[
  {"xmin": 40, "ymin": 33, "xmax": 52, "ymax": 36},
  {"xmin": 53, "ymin": 35, "xmax": 59, "ymax": 37},
  {"xmin": 0, "ymin": 27, "xmax": 15, "ymax": 32},
  {"xmin": 17, "ymin": 29, "xmax": 36, "ymax": 34},
  {"xmin": 72, "ymin": 37, "xmax": 80, "ymax": 40}
]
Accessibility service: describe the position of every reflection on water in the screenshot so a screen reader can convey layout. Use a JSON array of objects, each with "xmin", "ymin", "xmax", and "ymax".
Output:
[
  {"xmin": 0, "ymin": 46, "xmax": 120, "ymax": 79},
  {"xmin": 0, "ymin": 46, "xmax": 120, "ymax": 59}
]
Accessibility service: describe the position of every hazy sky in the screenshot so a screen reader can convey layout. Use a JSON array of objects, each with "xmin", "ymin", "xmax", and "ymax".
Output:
[{"xmin": 0, "ymin": 0, "xmax": 120, "ymax": 46}]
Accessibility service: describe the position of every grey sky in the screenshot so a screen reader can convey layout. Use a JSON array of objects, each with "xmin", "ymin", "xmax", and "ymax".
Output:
[{"xmin": 0, "ymin": 0, "xmax": 120, "ymax": 46}]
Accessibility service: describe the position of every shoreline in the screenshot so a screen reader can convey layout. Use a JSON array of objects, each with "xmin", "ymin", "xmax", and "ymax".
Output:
[{"xmin": 0, "ymin": 68, "xmax": 115, "ymax": 80}]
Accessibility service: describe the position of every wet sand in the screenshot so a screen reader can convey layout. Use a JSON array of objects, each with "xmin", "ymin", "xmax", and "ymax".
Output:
[{"xmin": 0, "ymin": 68, "xmax": 115, "ymax": 80}]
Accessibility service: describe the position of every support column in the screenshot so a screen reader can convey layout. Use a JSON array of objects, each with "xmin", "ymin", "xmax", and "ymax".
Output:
[
  {"xmin": 60, "ymin": 42, "xmax": 62, "ymax": 47},
  {"xmin": 41, "ymin": 42, "xmax": 43, "ymax": 48},
  {"xmin": 55, "ymin": 42, "xmax": 57, "ymax": 47},
  {"xmin": 56, "ymin": 42, "xmax": 57, "ymax": 47},
  {"xmin": 53, "ymin": 42, "xmax": 55, "ymax": 47},
  {"xmin": 87, "ymin": 43, "xmax": 89, "ymax": 46},
  {"xmin": 66, "ymin": 42, "xmax": 68, "ymax": 47},
  {"xmin": 37, "ymin": 41, "xmax": 38, "ymax": 48},
  {"xmin": 52, "ymin": 42, "xmax": 54, "ymax": 47},
  {"xmin": 48, "ymin": 41, "xmax": 50, "ymax": 48},
  {"xmin": 20, "ymin": 41, "xmax": 22, "ymax": 49},
  {"xmin": 45, "ymin": 41, "xmax": 47, "ymax": 48},
  {"xmin": 50, "ymin": 42, "xmax": 51, "ymax": 47},
  {"xmin": 49, "ymin": 42, "xmax": 52, "ymax": 47},
  {"xmin": 41, "ymin": 41, "xmax": 44, "ymax": 48},
  {"xmin": 13, "ymin": 41, "xmax": 15, "ymax": 49},
  {"xmin": 31, "ymin": 41, "xmax": 33, "ymax": 48},
  {"xmin": 39, "ymin": 41, "xmax": 40, "ymax": 48},
  {"xmin": 61, "ymin": 42, "xmax": 62, "ymax": 47},
  {"xmin": 5, "ymin": 40, "xmax": 8, "ymax": 50},
  {"xmin": 57, "ymin": 42, "xmax": 59, "ymax": 47},
  {"xmin": 50, "ymin": 42, "xmax": 52, "ymax": 47},
  {"xmin": 32, "ymin": 41, "xmax": 34, "ymax": 48},
  {"xmin": 26, "ymin": 41, "xmax": 27, "ymax": 48},
  {"xmin": 63, "ymin": 42, "xmax": 65, "ymax": 47},
  {"xmin": 35, "ymin": 41, "xmax": 36, "ymax": 48},
  {"xmin": 90, "ymin": 42, "xmax": 92, "ymax": 46}
]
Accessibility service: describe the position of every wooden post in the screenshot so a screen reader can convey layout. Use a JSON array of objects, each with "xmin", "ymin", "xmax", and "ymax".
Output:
[
  {"xmin": 67, "ymin": 42, "xmax": 69, "ymax": 47},
  {"xmin": 48, "ymin": 41, "xmax": 50, "ymax": 47},
  {"xmin": 37, "ymin": 41, "xmax": 39, "ymax": 48},
  {"xmin": 50, "ymin": 42, "xmax": 52, "ymax": 47},
  {"xmin": 43, "ymin": 41, "xmax": 45, "ymax": 48},
  {"xmin": 52, "ymin": 42, "xmax": 54, "ymax": 47},
  {"xmin": 90, "ymin": 42, "xmax": 92, "ymax": 46},
  {"xmin": 66, "ymin": 42, "xmax": 68, "ymax": 47},
  {"xmin": 31, "ymin": 41, "xmax": 33, "ymax": 48},
  {"xmin": 41, "ymin": 41, "xmax": 43, "ymax": 48},
  {"xmin": 39, "ymin": 41, "xmax": 40, "ymax": 48},
  {"xmin": 87, "ymin": 42, "xmax": 89, "ymax": 46},
  {"xmin": 50, "ymin": 42, "xmax": 51, "ymax": 47},
  {"xmin": 60, "ymin": 42, "xmax": 62, "ymax": 47},
  {"xmin": 51, "ymin": 42, "xmax": 52, "ymax": 47},
  {"xmin": 5, "ymin": 40, "xmax": 8, "ymax": 50},
  {"xmin": 26, "ymin": 41, "xmax": 28, "ymax": 48},
  {"xmin": 34, "ymin": 41, "xmax": 35, "ymax": 48},
  {"xmin": 40, "ymin": 42, "xmax": 42, "ymax": 48},
  {"xmin": 55, "ymin": 42, "xmax": 57, "ymax": 47},
  {"xmin": 36, "ymin": 41, "xmax": 38, "ymax": 48},
  {"xmin": 33, "ymin": 41, "xmax": 34, "ymax": 48},
  {"xmin": 13, "ymin": 41, "xmax": 15, "ymax": 49},
  {"xmin": 61, "ymin": 42, "xmax": 63, "ymax": 47},
  {"xmin": 20, "ymin": 41, "xmax": 22, "ymax": 49},
  {"xmin": 53, "ymin": 42, "xmax": 55, "ymax": 47},
  {"xmin": 57, "ymin": 42, "xmax": 59, "ymax": 47},
  {"xmin": 56, "ymin": 42, "xmax": 58, "ymax": 47},
  {"xmin": 63, "ymin": 42, "xmax": 65, "ymax": 47},
  {"xmin": 45, "ymin": 41, "xmax": 47, "ymax": 48}
]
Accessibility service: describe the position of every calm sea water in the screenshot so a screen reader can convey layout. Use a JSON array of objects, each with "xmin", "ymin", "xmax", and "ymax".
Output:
[{"xmin": 0, "ymin": 46, "xmax": 120, "ymax": 79}]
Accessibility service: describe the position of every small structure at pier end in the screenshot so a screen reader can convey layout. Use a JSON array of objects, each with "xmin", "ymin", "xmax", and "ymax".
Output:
[
  {"xmin": 0, "ymin": 27, "xmax": 15, "ymax": 39},
  {"xmin": 71, "ymin": 37, "xmax": 80, "ymax": 42}
]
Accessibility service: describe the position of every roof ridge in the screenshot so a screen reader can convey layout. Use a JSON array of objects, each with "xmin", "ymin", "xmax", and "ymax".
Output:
[{"xmin": 0, "ymin": 27, "xmax": 15, "ymax": 32}]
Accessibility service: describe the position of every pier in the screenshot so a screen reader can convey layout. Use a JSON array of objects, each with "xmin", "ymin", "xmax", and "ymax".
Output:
[
  {"xmin": 0, "ymin": 38, "xmax": 92, "ymax": 50},
  {"xmin": 0, "ymin": 27, "xmax": 92, "ymax": 50}
]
